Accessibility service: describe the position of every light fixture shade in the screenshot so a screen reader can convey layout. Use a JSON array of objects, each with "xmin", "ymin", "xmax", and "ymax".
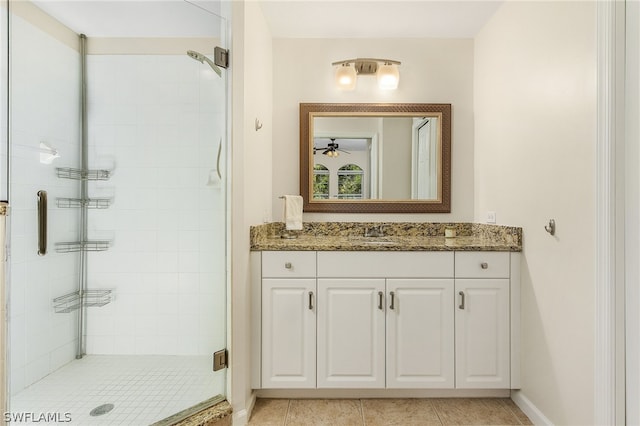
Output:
[
  {"xmin": 377, "ymin": 63, "xmax": 400, "ymax": 90},
  {"xmin": 335, "ymin": 64, "xmax": 357, "ymax": 90}
]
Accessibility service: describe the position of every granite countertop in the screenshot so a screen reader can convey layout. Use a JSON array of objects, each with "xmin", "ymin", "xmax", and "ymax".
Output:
[{"xmin": 250, "ymin": 222, "xmax": 522, "ymax": 252}]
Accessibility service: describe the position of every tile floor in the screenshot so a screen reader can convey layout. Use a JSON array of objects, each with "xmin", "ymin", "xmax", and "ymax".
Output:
[
  {"xmin": 10, "ymin": 355, "xmax": 224, "ymax": 425},
  {"xmin": 248, "ymin": 398, "xmax": 533, "ymax": 426}
]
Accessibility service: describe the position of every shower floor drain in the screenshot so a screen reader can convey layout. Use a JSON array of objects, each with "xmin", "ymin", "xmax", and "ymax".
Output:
[{"xmin": 90, "ymin": 403, "xmax": 114, "ymax": 417}]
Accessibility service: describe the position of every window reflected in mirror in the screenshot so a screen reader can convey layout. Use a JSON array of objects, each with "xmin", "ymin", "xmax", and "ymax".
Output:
[
  {"xmin": 313, "ymin": 164, "xmax": 329, "ymax": 199},
  {"xmin": 338, "ymin": 164, "xmax": 363, "ymax": 200}
]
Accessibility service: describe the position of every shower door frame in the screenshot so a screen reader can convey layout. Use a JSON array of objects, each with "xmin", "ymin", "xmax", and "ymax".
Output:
[{"xmin": 0, "ymin": 1, "xmax": 232, "ymax": 417}]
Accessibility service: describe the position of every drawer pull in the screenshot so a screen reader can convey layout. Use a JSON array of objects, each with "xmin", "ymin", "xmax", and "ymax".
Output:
[
  {"xmin": 389, "ymin": 291, "xmax": 395, "ymax": 310},
  {"xmin": 308, "ymin": 291, "xmax": 314, "ymax": 310},
  {"xmin": 459, "ymin": 291, "xmax": 465, "ymax": 309},
  {"xmin": 378, "ymin": 291, "xmax": 384, "ymax": 310},
  {"xmin": 480, "ymin": 262, "xmax": 488, "ymax": 269},
  {"xmin": 285, "ymin": 262, "xmax": 292, "ymax": 269}
]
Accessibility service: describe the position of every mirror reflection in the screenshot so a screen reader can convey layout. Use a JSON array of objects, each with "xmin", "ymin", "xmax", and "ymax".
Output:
[
  {"xmin": 300, "ymin": 103, "xmax": 451, "ymax": 213},
  {"xmin": 312, "ymin": 116, "xmax": 440, "ymax": 200}
]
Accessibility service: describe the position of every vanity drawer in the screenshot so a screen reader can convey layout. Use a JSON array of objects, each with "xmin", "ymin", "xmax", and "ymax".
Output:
[
  {"xmin": 262, "ymin": 251, "xmax": 316, "ymax": 278},
  {"xmin": 317, "ymin": 251, "xmax": 454, "ymax": 278},
  {"xmin": 455, "ymin": 252, "xmax": 510, "ymax": 278}
]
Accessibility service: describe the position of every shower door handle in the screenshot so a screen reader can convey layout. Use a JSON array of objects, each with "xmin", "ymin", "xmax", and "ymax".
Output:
[{"xmin": 37, "ymin": 190, "xmax": 47, "ymax": 256}]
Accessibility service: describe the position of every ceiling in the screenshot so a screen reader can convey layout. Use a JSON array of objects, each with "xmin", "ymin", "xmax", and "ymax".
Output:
[
  {"xmin": 259, "ymin": 1, "xmax": 503, "ymax": 39},
  {"xmin": 315, "ymin": 138, "xmax": 369, "ymax": 152},
  {"xmin": 30, "ymin": 0, "xmax": 502, "ymax": 39}
]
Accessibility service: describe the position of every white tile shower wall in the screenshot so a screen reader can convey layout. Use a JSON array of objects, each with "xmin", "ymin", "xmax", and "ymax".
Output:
[
  {"xmin": 9, "ymin": 15, "xmax": 81, "ymax": 394},
  {"xmin": 85, "ymin": 55, "xmax": 226, "ymax": 355},
  {"xmin": 0, "ymin": 5, "xmax": 6, "ymax": 204}
]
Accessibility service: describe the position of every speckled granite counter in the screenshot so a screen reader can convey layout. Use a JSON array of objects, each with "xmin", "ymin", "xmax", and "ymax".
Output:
[{"xmin": 250, "ymin": 222, "xmax": 522, "ymax": 252}]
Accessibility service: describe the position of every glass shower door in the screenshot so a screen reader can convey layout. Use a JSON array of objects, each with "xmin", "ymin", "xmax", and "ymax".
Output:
[
  {"xmin": 76, "ymin": 3, "xmax": 230, "ymax": 418},
  {"xmin": 6, "ymin": 1, "xmax": 228, "ymax": 423},
  {"xmin": 7, "ymin": 2, "xmax": 83, "ymax": 398}
]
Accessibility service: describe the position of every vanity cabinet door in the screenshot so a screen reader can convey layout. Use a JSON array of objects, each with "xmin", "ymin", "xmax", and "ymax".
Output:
[
  {"xmin": 386, "ymin": 279, "xmax": 455, "ymax": 389},
  {"xmin": 317, "ymin": 279, "xmax": 386, "ymax": 388},
  {"xmin": 262, "ymin": 279, "xmax": 316, "ymax": 388},
  {"xmin": 455, "ymin": 279, "xmax": 510, "ymax": 389}
]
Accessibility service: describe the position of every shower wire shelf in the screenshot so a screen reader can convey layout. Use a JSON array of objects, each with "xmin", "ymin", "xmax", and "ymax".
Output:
[
  {"xmin": 56, "ymin": 197, "xmax": 111, "ymax": 209},
  {"xmin": 55, "ymin": 240, "xmax": 111, "ymax": 253},
  {"xmin": 53, "ymin": 289, "xmax": 112, "ymax": 313},
  {"xmin": 56, "ymin": 167, "xmax": 111, "ymax": 181}
]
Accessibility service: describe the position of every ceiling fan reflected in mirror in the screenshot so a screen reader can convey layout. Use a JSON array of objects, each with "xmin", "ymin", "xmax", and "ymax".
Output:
[{"xmin": 313, "ymin": 138, "xmax": 351, "ymax": 157}]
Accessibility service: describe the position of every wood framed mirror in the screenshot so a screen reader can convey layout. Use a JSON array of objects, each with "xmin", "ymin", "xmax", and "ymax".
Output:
[{"xmin": 300, "ymin": 103, "xmax": 451, "ymax": 213}]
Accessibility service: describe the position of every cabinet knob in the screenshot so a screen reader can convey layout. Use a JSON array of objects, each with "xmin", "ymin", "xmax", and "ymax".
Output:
[
  {"xmin": 480, "ymin": 262, "xmax": 488, "ymax": 269},
  {"xmin": 285, "ymin": 262, "xmax": 292, "ymax": 269}
]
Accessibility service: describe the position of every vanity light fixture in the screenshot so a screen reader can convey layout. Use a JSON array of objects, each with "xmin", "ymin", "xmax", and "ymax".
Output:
[
  {"xmin": 335, "ymin": 63, "xmax": 357, "ymax": 90},
  {"xmin": 332, "ymin": 58, "xmax": 401, "ymax": 90}
]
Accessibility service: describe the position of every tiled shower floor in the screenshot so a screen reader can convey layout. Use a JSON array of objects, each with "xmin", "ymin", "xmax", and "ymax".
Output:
[{"xmin": 10, "ymin": 355, "xmax": 223, "ymax": 425}]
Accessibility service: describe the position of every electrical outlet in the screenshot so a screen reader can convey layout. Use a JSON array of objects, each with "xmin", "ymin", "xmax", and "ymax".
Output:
[{"xmin": 486, "ymin": 211, "xmax": 496, "ymax": 224}]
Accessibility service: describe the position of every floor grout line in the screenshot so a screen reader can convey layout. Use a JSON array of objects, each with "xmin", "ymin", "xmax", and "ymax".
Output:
[
  {"xmin": 431, "ymin": 399, "xmax": 446, "ymax": 426},
  {"xmin": 360, "ymin": 399, "xmax": 365, "ymax": 426},
  {"xmin": 283, "ymin": 398, "xmax": 291, "ymax": 426}
]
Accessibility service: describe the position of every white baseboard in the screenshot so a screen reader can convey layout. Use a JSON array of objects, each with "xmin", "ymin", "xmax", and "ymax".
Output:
[
  {"xmin": 256, "ymin": 389, "xmax": 510, "ymax": 399},
  {"xmin": 246, "ymin": 392, "xmax": 257, "ymax": 422},
  {"xmin": 232, "ymin": 409, "xmax": 248, "ymax": 426},
  {"xmin": 231, "ymin": 392, "xmax": 257, "ymax": 425},
  {"xmin": 511, "ymin": 390, "xmax": 553, "ymax": 425}
]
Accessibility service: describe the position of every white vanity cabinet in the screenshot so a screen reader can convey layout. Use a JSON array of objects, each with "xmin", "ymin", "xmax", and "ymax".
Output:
[
  {"xmin": 455, "ymin": 279, "xmax": 510, "ymax": 388},
  {"xmin": 317, "ymin": 278, "xmax": 386, "ymax": 388},
  {"xmin": 454, "ymin": 252, "xmax": 512, "ymax": 389},
  {"xmin": 317, "ymin": 251, "xmax": 456, "ymax": 390},
  {"xmin": 386, "ymin": 279, "xmax": 455, "ymax": 388},
  {"xmin": 260, "ymin": 251, "xmax": 317, "ymax": 388},
  {"xmin": 316, "ymin": 277, "xmax": 455, "ymax": 389},
  {"xmin": 253, "ymin": 249, "xmax": 520, "ymax": 391}
]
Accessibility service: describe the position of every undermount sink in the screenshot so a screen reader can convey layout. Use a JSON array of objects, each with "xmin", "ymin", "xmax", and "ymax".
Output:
[
  {"xmin": 361, "ymin": 240, "xmax": 397, "ymax": 246},
  {"xmin": 355, "ymin": 237, "xmax": 398, "ymax": 246}
]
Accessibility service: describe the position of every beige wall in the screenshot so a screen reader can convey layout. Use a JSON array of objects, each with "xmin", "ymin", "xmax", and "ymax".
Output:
[
  {"xmin": 230, "ymin": 0, "xmax": 272, "ymax": 423},
  {"xmin": 10, "ymin": 0, "xmax": 79, "ymax": 51},
  {"xmin": 86, "ymin": 38, "xmax": 216, "ymax": 55},
  {"xmin": 381, "ymin": 117, "xmax": 412, "ymax": 199},
  {"xmin": 474, "ymin": 2, "xmax": 596, "ymax": 424},
  {"xmin": 272, "ymin": 38, "xmax": 474, "ymax": 222}
]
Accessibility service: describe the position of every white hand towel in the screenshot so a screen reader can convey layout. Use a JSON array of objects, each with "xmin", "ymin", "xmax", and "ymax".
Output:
[{"xmin": 283, "ymin": 195, "xmax": 303, "ymax": 230}]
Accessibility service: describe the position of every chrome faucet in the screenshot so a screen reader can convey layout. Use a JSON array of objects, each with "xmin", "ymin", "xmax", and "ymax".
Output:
[{"xmin": 364, "ymin": 225, "xmax": 385, "ymax": 238}]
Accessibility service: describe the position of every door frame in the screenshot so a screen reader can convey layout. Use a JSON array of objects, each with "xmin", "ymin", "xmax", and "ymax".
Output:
[
  {"xmin": 595, "ymin": 0, "xmax": 628, "ymax": 424},
  {"xmin": 624, "ymin": 0, "xmax": 640, "ymax": 424}
]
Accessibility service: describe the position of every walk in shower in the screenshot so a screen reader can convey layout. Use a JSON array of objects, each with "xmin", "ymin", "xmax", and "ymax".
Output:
[{"xmin": 4, "ymin": 1, "xmax": 229, "ymax": 424}]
